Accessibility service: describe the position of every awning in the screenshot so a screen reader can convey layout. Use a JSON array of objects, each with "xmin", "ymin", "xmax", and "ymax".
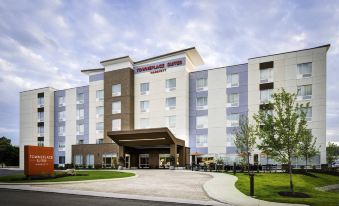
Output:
[{"xmin": 107, "ymin": 127, "xmax": 185, "ymax": 148}]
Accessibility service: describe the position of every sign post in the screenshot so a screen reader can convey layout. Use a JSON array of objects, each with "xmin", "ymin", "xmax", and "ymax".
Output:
[{"xmin": 24, "ymin": 145, "xmax": 54, "ymax": 178}]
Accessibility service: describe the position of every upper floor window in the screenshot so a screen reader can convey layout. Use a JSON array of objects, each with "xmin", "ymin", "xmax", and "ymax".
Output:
[
  {"xmin": 165, "ymin": 78, "xmax": 176, "ymax": 92},
  {"xmin": 112, "ymin": 84, "xmax": 121, "ymax": 97},
  {"xmin": 112, "ymin": 119, "xmax": 121, "ymax": 131},
  {"xmin": 260, "ymin": 68, "xmax": 273, "ymax": 83},
  {"xmin": 227, "ymin": 93, "xmax": 239, "ymax": 107},
  {"xmin": 58, "ymin": 142, "xmax": 65, "ymax": 151},
  {"xmin": 96, "ymin": 90, "xmax": 104, "ymax": 101},
  {"xmin": 196, "ymin": 135, "xmax": 208, "ymax": 147},
  {"xmin": 77, "ymin": 93, "xmax": 84, "ymax": 104},
  {"xmin": 227, "ymin": 113, "xmax": 239, "ymax": 127},
  {"xmin": 37, "ymin": 126, "xmax": 44, "ymax": 137},
  {"xmin": 166, "ymin": 97, "xmax": 176, "ymax": 110},
  {"xmin": 58, "ymin": 96, "xmax": 65, "ymax": 107},
  {"xmin": 37, "ymin": 97, "xmax": 44, "ymax": 107},
  {"xmin": 227, "ymin": 73, "xmax": 239, "ymax": 88},
  {"xmin": 196, "ymin": 115, "xmax": 208, "ymax": 129},
  {"xmin": 58, "ymin": 126, "xmax": 65, "ymax": 136},
  {"xmin": 112, "ymin": 101, "xmax": 121, "ymax": 114},
  {"xmin": 58, "ymin": 111, "xmax": 65, "ymax": 122},
  {"xmin": 140, "ymin": 83, "xmax": 150, "ymax": 95},
  {"xmin": 76, "ymin": 108, "xmax": 84, "ymax": 120},
  {"xmin": 300, "ymin": 107, "xmax": 312, "ymax": 122},
  {"xmin": 166, "ymin": 115, "xmax": 176, "ymax": 128},
  {"xmin": 196, "ymin": 78, "xmax": 208, "ymax": 91},
  {"xmin": 96, "ymin": 139, "xmax": 104, "ymax": 144},
  {"xmin": 297, "ymin": 85, "xmax": 312, "ymax": 100},
  {"xmin": 226, "ymin": 133, "xmax": 235, "ymax": 147},
  {"xmin": 196, "ymin": 97, "xmax": 208, "ymax": 110},
  {"xmin": 96, "ymin": 106, "xmax": 104, "ymax": 118},
  {"xmin": 76, "ymin": 123, "xmax": 84, "ymax": 135},
  {"xmin": 140, "ymin": 100, "xmax": 149, "ymax": 112},
  {"xmin": 260, "ymin": 89, "xmax": 273, "ymax": 104},
  {"xmin": 37, "ymin": 111, "xmax": 44, "ymax": 122},
  {"xmin": 96, "ymin": 122, "xmax": 104, "ymax": 133},
  {"xmin": 297, "ymin": 62, "xmax": 312, "ymax": 79},
  {"xmin": 140, "ymin": 118, "xmax": 150, "ymax": 129}
]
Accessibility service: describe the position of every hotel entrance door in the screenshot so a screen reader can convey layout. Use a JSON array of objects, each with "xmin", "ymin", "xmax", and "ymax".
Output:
[{"xmin": 139, "ymin": 154, "xmax": 149, "ymax": 168}]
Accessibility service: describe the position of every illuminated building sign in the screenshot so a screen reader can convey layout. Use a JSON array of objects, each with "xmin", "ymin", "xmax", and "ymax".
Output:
[
  {"xmin": 24, "ymin": 145, "xmax": 54, "ymax": 177},
  {"xmin": 134, "ymin": 57, "xmax": 186, "ymax": 74}
]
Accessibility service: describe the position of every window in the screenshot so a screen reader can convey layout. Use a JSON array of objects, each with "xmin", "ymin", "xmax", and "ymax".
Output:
[
  {"xmin": 165, "ymin": 78, "xmax": 176, "ymax": 91},
  {"xmin": 227, "ymin": 73, "xmax": 239, "ymax": 88},
  {"xmin": 96, "ymin": 122, "xmax": 104, "ymax": 133},
  {"xmin": 96, "ymin": 90, "xmax": 104, "ymax": 101},
  {"xmin": 58, "ymin": 111, "xmax": 65, "ymax": 121},
  {"xmin": 59, "ymin": 156, "xmax": 65, "ymax": 164},
  {"xmin": 112, "ymin": 101, "xmax": 121, "ymax": 114},
  {"xmin": 37, "ymin": 140, "xmax": 44, "ymax": 146},
  {"xmin": 78, "ymin": 140, "xmax": 84, "ymax": 144},
  {"xmin": 112, "ymin": 84, "xmax": 121, "ymax": 96},
  {"xmin": 227, "ymin": 93, "xmax": 239, "ymax": 107},
  {"xmin": 140, "ymin": 83, "xmax": 150, "ymax": 95},
  {"xmin": 96, "ymin": 106, "xmax": 104, "ymax": 118},
  {"xmin": 260, "ymin": 89, "xmax": 273, "ymax": 103},
  {"xmin": 297, "ymin": 85, "xmax": 312, "ymax": 100},
  {"xmin": 76, "ymin": 93, "xmax": 84, "ymax": 104},
  {"xmin": 37, "ymin": 111, "xmax": 44, "ymax": 122},
  {"xmin": 196, "ymin": 78, "xmax": 208, "ymax": 91},
  {"xmin": 37, "ymin": 126, "xmax": 44, "ymax": 137},
  {"xmin": 227, "ymin": 113, "xmax": 239, "ymax": 127},
  {"xmin": 86, "ymin": 154, "xmax": 94, "ymax": 168},
  {"xmin": 226, "ymin": 133, "xmax": 235, "ymax": 147},
  {"xmin": 96, "ymin": 139, "xmax": 104, "ymax": 144},
  {"xmin": 140, "ymin": 100, "xmax": 149, "ymax": 112},
  {"xmin": 37, "ymin": 96, "xmax": 44, "ymax": 107},
  {"xmin": 74, "ymin": 155, "xmax": 83, "ymax": 166},
  {"xmin": 196, "ymin": 135, "xmax": 208, "ymax": 147},
  {"xmin": 76, "ymin": 108, "xmax": 84, "ymax": 120},
  {"xmin": 297, "ymin": 62, "xmax": 312, "ymax": 79},
  {"xmin": 300, "ymin": 107, "xmax": 312, "ymax": 121},
  {"xmin": 112, "ymin": 119, "xmax": 121, "ymax": 131},
  {"xmin": 58, "ymin": 96, "xmax": 65, "ymax": 107},
  {"xmin": 58, "ymin": 141, "xmax": 65, "ymax": 151},
  {"xmin": 196, "ymin": 96, "xmax": 208, "ymax": 110},
  {"xmin": 76, "ymin": 123, "xmax": 84, "ymax": 135},
  {"xmin": 166, "ymin": 115, "xmax": 176, "ymax": 128},
  {"xmin": 260, "ymin": 68, "xmax": 273, "ymax": 83},
  {"xmin": 58, "ymin": 126, "xmax": 65, "ymax": 136},
  {"xmin": 166, "ymin": 97, "xmax": 176, "ymax": 110},
  {"xmin": 140, "ymin": 118, "xmax": 150, "ymax": 129},
  {"xmin": 196, "ymin": 115, "xmax": 208, "ymax": 129}
]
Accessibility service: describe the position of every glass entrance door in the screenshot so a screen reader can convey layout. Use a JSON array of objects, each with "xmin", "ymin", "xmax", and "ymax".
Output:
[
  {"xmin": 125, "ymin": 154, "xmax": 130, "ymax": 169},
  {"xmin": 139, "ymin": 154, "xmax": 149, "ymax": 168}
]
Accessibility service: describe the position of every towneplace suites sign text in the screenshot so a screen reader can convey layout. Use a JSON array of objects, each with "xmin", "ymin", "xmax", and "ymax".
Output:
[
  {"xmin": 24, "ymin": 145, "xmax": 54, "ymax": 177},
  {"xmin": 134, "ymin": 57, "xmax": 186, "ymax": 74}
]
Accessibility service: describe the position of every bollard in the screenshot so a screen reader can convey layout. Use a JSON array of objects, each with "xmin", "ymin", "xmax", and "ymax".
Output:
[
  {"xmin": 233, "ymin": 162, "xmax": 236, "ymax": 175},
  {"xmin": 249, "ymin": 173, "xmax": 254, "ymax": 196}
]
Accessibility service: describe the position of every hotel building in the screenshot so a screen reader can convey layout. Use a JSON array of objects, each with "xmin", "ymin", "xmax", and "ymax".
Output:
[{"xmin": 19, "ymin": 44, "xmax": 329, "ymax": 169}]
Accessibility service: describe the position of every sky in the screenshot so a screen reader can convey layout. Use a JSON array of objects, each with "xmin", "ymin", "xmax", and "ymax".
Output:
[{"xmin": 0, "ymin": 0, "xmax": 338, "ymax": 146}]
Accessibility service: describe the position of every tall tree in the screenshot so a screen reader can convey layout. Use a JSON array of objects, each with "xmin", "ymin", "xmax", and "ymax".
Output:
[
  {"xmin": 326, "ymin": 142, "xmax": 339, "ymax": 165},
  {"xmin": 253, "ymin": 89, "xmax": 309, "ymax": 193},
  {"xmin": 0, "ymin": 136, "xmax": 19, "ymax": 167},
  {"xmin": 298, "ymin": 129, "xmax": 319, "ymax": 172},
  {"xmin": 234, "ymin": 116, "xmax": 256, "ymax": 175}
]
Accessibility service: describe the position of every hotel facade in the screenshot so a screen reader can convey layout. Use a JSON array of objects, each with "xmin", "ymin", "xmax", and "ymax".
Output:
[{"xmin": 19, "ymin": 44, "xmax": 329, "ymax": 169}]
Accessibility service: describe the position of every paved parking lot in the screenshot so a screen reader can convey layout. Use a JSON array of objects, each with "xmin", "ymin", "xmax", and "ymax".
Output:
[{"xmin": 38, "ymin": 170, "xmax": 212, "ymax": 201}]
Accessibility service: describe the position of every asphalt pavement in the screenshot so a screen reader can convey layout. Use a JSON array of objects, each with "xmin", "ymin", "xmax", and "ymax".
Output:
[{"xmin": 0, "ymin": 189, "xmax": 207, "ymax": 206}]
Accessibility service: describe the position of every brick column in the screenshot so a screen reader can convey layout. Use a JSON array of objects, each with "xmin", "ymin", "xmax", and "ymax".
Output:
[
  {"xmin": 170, "ymin": 144, "xmax": 177, "ymax": 166},
  {"xmin": 178, "ymin": 146, "xmax": 185, "ymax": 167}
]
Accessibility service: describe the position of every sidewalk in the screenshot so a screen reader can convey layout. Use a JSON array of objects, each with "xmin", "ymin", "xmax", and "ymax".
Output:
[{"xmin": 202, "ymin": 172, "xmax": 308, "ymax": 206}]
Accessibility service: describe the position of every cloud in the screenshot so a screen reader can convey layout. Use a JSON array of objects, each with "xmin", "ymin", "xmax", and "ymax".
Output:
[{"xmin": 0, "ymin": 0, "xmax": 338, "ymax": 144}]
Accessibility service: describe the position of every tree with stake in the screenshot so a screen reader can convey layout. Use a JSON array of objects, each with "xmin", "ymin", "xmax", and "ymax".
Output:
[
  {"xmin": 254, "ymin": 89, "xmax": 309, "ymax": 195},
  {"xmin": 234, "ymin": 116, "xmax": 256, "ymax": 175},
  {"xmin": 326, "ymin": 142, "xmax": 339, "ymax": 166},
  {"xmin": 298, "ymin": 129, "xmax": 319, "ymax": 172}
]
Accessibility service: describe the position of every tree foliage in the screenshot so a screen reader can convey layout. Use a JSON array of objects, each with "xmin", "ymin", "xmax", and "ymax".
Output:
[
  {"xmin": 326, "ymin": 142, "xmax": 339, "ymax": 165},
  {"xmin": 298, "ymin": 129, "xmax": 319, "ymax": 171},
  {"xmin": 0, "ymin": 136, "xmax": 19, "ymax": 167}
]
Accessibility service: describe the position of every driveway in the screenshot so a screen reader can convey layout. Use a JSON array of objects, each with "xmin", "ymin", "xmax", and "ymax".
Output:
[{"xmin": 37, "ymin": 170, "xmax": 213, "ymax": 202}]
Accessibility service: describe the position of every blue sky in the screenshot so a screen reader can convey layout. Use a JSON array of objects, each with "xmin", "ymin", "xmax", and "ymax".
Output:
[{"xmin": 0, "ymin": 0, "xmax": 338, "ymax": 145}]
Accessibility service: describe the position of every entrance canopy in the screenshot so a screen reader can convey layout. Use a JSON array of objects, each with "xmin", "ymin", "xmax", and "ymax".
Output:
[{"xmin": 107, "ymin": 127, "xmax": 185, "ymax": 148}]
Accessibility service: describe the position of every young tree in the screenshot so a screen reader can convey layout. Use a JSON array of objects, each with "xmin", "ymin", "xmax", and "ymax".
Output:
[
  {"xmin": 253, "ymin": 89, "xmax": 309, "ymax": 194},
  {"xmin": 327, "ymin": 142, "xmax": 339, "ymax": 165},
  {"xmin": 0, "ymin": 136, "xmax": 19, "ymax": 167},
  {"xmin": 298, "ymin": 130, "xmax": 319, "ymax": 172},
  {"xmin": 234, "ymin": 116, "xmax": 256, "ymax": 175}
]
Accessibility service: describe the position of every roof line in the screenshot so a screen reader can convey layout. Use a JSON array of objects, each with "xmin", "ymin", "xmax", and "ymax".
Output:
[
  {"xmin": 20, "ymin": 86, "xmax": 56, "ymax": 93},
  {"xmin": 249, "ymin": 44, "xmax": 331, "ymax": 60},
  {"xmin": 189, "ymin": 63, "xmax": 248, "ymax": 74},
  {"xmin": 80, "ymin": 68, "xmax": 105, "ymax": 73},
  {"xmin": 134, "ymin": 47, "xmax": 196, "ymax": 64},
  {"xmin": 100, "ymin": 56, "xmax": 130, "ymax": 64}
]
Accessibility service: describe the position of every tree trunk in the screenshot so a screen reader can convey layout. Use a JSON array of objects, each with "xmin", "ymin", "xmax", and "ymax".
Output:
[
  {"xmin": 305, "ymin": 155, "xmax": 308, "ymax": 173},
  {"xmin": 247, "ymin": 154, "xmax": 250, "ymax": 176},
  {"xmin": 288, "ymin": 159, "xmax": 294, "ymax": 193}
]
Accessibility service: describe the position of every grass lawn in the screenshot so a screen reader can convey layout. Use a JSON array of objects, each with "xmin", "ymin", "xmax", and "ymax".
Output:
[
  {"xmin": 0, "ymin": 171, "xmax": 135, "ymax": 183},
  {"xmin": 234, "ymin": 172, "xmax": 339, "ymax": 206}
]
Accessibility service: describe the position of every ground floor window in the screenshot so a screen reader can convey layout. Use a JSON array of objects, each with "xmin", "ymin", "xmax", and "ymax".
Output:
[
  {"xmin": 159, "ymin": 154, "xmax": 171, "ymax": 168},
  {"xmin": 102, "ymin": 153, "xmax": 117, "ymax": 169},
  {"xmin": 86, "ymin": 154, "xmax": 94, "ymax": 168},
  {"xmin": 139, "ymin": 154, "xmax": 149, "ymax": 168},
  {"xmin": 59, "ymin": 156, "xmax": 65, "ymax": 164},
  {"xmin": 74, "ymin": 155, "xmax": 83, "ymax": 168}
]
